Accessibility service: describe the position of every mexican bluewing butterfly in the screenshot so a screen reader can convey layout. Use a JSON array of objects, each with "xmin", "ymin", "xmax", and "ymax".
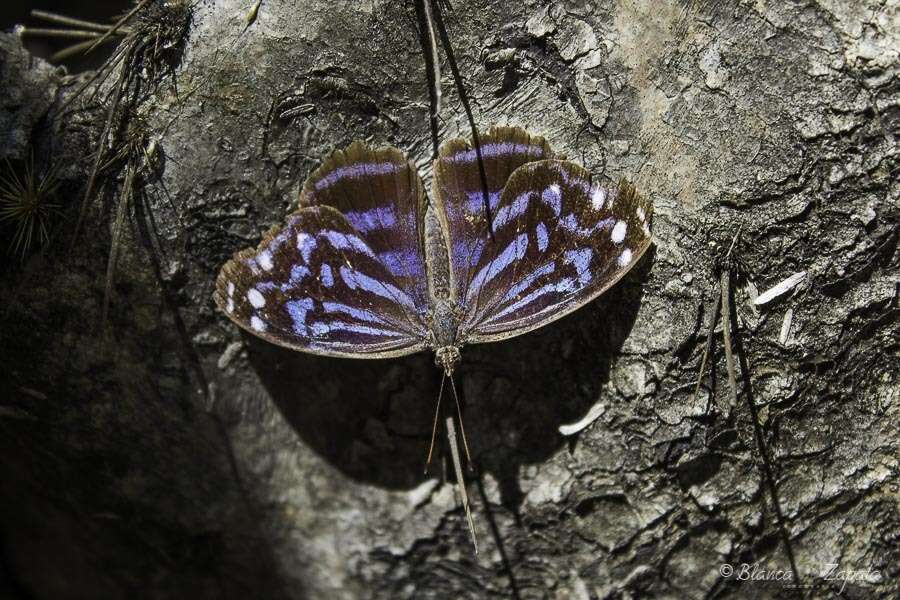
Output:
[
  {"xmin": 216, "ymin": 126, "xmax": 652, "ymax": 364},
  {"xmin": 215, "ymin": 126, "xmax": 653, "ymax": 546}
]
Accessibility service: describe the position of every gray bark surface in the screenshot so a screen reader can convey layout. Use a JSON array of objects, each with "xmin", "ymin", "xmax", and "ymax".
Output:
[{"xmin": 1, "ymin": 1, "xmax": 897, "ymax": 598}]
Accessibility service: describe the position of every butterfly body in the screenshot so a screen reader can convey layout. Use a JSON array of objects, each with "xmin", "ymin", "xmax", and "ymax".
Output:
[
  {"xmin": 426, "ymin": 300, "xmax": 461, "ymax": 370},
  {"xmin": 215, "ymin": 126, "xmax": 653, "ymax": 375}
]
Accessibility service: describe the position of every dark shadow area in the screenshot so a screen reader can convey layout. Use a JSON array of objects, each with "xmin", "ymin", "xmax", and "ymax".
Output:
[
  {"xmin": 247, "ymin": 339, "xmax": 438, "ymax": 490},
  {"xmin": 250, "ymin": 247, "xmax": 656, "ymax": 509},
  {"xmin": 461, "ymin": 247, "xmax": 655, "ymax": 510},
  {"xmin": 0, "ymin": 225, "xmax": 295, "ymax": 600}
]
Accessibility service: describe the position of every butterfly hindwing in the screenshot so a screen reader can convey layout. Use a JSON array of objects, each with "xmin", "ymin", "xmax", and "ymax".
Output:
[
  {"xmin": 432, "ymin": 126, "xmax": 553, "ymax": 304},
  {"xmin": 214, "ymin": 205, "xmax": 428, "ymax": 358},
  {"xmin": 458, "ymin": 159, "xmax": 653, "ymax": 343},
  {"xmin": 299, "ymin": 141, "xmax": 430, "ymax": 311}
]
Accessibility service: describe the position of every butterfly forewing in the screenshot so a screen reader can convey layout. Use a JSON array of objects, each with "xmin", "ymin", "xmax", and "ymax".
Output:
[
  {"xmin": 215, "ymin": 205, "xmax": 428, "ymax": 358},
  {"xmin": 459, "ymin": 159, "xmax": 653, "ymax": 343},
  {"xmin": 300, "ymin": 141, "xmax": 430, "ymax": 312},
  {"xmin": 432, "ymin": 126, "xmax": 552, "ymax": 304}
]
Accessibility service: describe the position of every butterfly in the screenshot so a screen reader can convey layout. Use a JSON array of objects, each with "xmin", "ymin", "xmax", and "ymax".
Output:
[{"xmin": 214, "ymin": 125, "xmax": 653, "ymax": 548}]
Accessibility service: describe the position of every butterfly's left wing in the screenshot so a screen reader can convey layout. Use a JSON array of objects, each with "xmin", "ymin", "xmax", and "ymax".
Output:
[
  {"xmin": 215, "ymin": 205, "xmax": 428, "ymax": 358},
  {"xmin": 457, "ymin": 160, "xmax": 653, "ymax": 344},
  {"xmin": 298, "ymin": 141, "xmax": 430, "ymax": 311}
]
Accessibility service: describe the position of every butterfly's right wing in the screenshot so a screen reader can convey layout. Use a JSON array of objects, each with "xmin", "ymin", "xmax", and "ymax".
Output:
[
  {"xmin": 215, "ymin": 205, "xmax": 428, "ymax": 358},
  {"xmin": 456, "ymin": 160, "xmax": 653, "ymax": 344},
  {"xmin": 431, "ymin": 126, "xmax": 552, "ymax": 304}
]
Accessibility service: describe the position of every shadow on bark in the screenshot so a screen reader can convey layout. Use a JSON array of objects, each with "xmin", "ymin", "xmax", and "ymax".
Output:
[{"xmin": 248, "ymin": 248, "xmax": 655, "ymax": 509}]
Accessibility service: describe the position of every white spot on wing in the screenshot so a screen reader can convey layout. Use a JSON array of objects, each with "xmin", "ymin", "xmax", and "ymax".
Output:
[
  {"xmin": 591, "ymin": 187, "xmax": 606, "ymax": 210},
  {"xmin": 226, "ymin": 298, "xmax": 234, "ymax": 313},
  {"xmin": 297, "ymin": 232, "xmax": 315, "ymax": 263},
  {"xmin": 258, "ymin": 250, "xmax": 274, "ymax": 271},
  {"xmin": 618, "ymin": 247, "xmax": 632, "ymax": 266},
  {"xmin": 227, "ymin": 282, "xmax": 235, "ymax": 297},
  {"xmin": 612, "ymin": 220, "xmax": 627, "ymax": 244},
  {"xmin": 248, "ymin": 288, "xmax": 265, "ymax": 308},
  {"xmin": 636, "ymin": 207, "xmax": 646, "ymax": 222},
  {"xmin": 250, "ymin": 315, "xmax": 267, "ymax": 331}
]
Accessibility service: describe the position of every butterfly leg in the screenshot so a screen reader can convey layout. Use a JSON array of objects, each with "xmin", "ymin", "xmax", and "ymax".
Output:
[
  {"xmin": 446, "ymin": 412, "xmax": 478, "ymax": 554},
  {"xmin": 448, "ymin": 374, "xmax": 473, "ymax": 466},
  {"xmin": 424, "ymin": 372, "xmax": 447, "ymax": 472}
]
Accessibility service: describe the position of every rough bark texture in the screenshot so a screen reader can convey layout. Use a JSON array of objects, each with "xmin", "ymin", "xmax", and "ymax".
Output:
[{"xmin": 1, "ymin": 1, "xmax": 897, "ymax": 598}]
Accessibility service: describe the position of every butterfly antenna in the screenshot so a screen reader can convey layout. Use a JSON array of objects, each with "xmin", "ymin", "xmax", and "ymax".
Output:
[
  {"xmin": 448, "ymin": 374, "xmax": 473, "ymax": 466},
  {"xmin": 425, "ymin": 371, "xmax": 447, "ymax": 472},
  {"xmin": 445, "ymin": 411, "xmax": 478, "ymax": 554}
]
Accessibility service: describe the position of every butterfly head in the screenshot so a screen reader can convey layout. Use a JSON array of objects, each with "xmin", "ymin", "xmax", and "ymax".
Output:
[{"xmin": 435, "ymin": 345, "xmax": 461, "ymax": 375}]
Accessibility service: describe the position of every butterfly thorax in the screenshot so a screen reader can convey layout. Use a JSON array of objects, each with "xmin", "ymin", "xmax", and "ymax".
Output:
[{"xmin": 430, "ymin": 298, "xmax": 462, "ymax": 374}]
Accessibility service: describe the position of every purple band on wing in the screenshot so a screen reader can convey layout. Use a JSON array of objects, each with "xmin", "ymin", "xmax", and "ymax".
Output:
[
  {"xmin": 464, "ymin": 190, "xmax": 502, "ymax": 214},
  {"xmin": 321, "ymin": 230, "xmax": 377, "ymax": 259},
  {"xmin": 453, "ymin": 239, "xmax": 485, "ymax": 274},
  {"xmin": 343, "ymin": 206, "xmax": 397, "ymax": 232},
  {"xmin": 500, "ymin": 262, "xmax": 556, "ymax": 302},
  {"xmin": 378, "ymin": 248, "xmax": 423, "ymax": 278},
  {"xmin": 339, "ymin": 265, "xmax": 417, "ymax": 311},
  {"xmin": 445, "ymin": 142, "xmax": 546, "ymax": 164},
  {"xmin": 541, "ymin": 185, "xmax": 562, "ymax": 216},
  {"xmin": 492, "ymin": 277, "xmax": 577, "ymax": 320},
  {"xmin": 286, "ymin": 298, "xmax": 314, "ymax": 334},
  {"xmin": 297, "ymin": 232, "xmax": 316, "ymax": 263},
  {"xmin": 313, "ymin": 161, "xmax": 399, "ymax": 190},
  {"xmin": 322, "ymin": 301, "xmax": 387, "ymax": 324},
  {"xmin": 536, "ymin": 222, "xmax": 549, "ymax": 251},
  {"xmin": 466, "ymin": 232, "xmax": 529, "ymax": 301},
  {"xmin": 493, "ymin": 191, "xmax": 532, "ymax": 229},
  {"xmin": 564, "ymin": 248, "xmax": 593, "ymax": 286},
  {"xmin": 310, "ymin": 321, "xmax": 406, "ymax": 338},
  {"xmin": 560, "ymin": 214, "xmax": 614, "ymax": 236},
  {"xmin": 290, "ymin": 264, "xmax": 311, "ymax": 283},
  {"xmin": 320, "ymin": 264, "xmax": 334, "ymax": 287}
]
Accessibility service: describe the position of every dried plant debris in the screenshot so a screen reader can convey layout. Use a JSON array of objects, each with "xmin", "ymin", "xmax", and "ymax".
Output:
[
  {"xmin": 64, "ymin": 0, "xmax": 191, "ymax": 239},
  {"xmin": 15, "ymin": 10, "xmax": 129, "ymax": 63},
  {"xmin": 558, "ymin": 402, "xmax": 606, "ymax": 436},
  {"xmin": 691, "ymin": 227, "xmax": 803, "ymax": 590},
  {"xmin": 753, "ymin": 271, "xmax": 807, "ymax": 306},
  {"xmin": 100, "ymin": 111, "xmax": 171, "ymax": 325},
  {"xmin": 31, "ymin": 1, "xmax": 193, "ymax": 324},
  {"xmin": 244, "ymin": 0, "xmax": 263, "ymax": 29},
  {"xmin": 779, "ymin": 308, "xmax": 794, "ymax": 345},
  {"xmin": 0, "ymin": 155, "xmax": 62, "ymax": 261}
]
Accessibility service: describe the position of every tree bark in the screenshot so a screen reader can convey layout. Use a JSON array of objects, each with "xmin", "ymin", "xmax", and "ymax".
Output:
[{"xmin": 1, "ymin": 1, "xmax": 897, "ymax": 598}]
